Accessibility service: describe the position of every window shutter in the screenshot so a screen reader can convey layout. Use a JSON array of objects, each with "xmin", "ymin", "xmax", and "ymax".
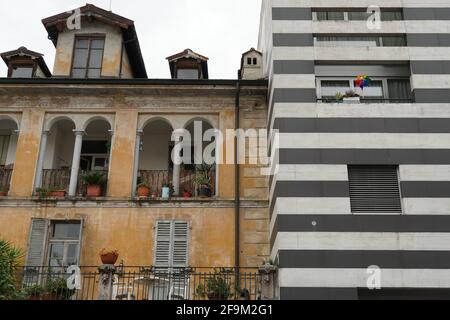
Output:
[
  {"xmin": 25, "ymin": 218, "xmax": 49, "ymax": 267},
  {"xmin": 76, "ymin": 219, "xmax": 84, "ymax": 266},
  {"xmin": 154, "ymin": 221, "xmax": 172, "ymax": 268},
  {"xmin": 348, "ymin": 165, "xmax": 402, "ymax": 213},
  {"xmin": 172, "ymin": 221, "xmax": 189, "ymax": 268}
]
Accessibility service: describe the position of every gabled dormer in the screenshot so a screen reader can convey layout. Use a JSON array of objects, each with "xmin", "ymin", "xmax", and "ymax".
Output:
[
  {"xmin": 167, "ymin": 49, "xmax": 209, "ymax": 79},
  {"xmin": 42, "ymin": 4, "xmax": 147, "ymax": 79},
  {"xmin": 1, "ymin": 47, "xmax": 51, "ymax": 78},
  {"xmin": 238, "ymin": 48, "xmax": 263, "ymax": 80}
]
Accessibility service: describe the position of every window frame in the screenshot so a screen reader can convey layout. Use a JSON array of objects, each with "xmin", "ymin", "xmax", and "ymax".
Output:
[
  {"xmin": 312, "ymin": 9, "xmax": 403, "ymax": 21},
  {"xmin": 314, "ymin": 35, "xmax": 407, "ymax": 47},
  {"xmin": 70, "ymin": 35, "xmax": 106, "ymax": 79},
  {"xmin": 316, "ymin": 76, "xmax": 411, "ymax": 101},
  {"xmin": 45, "ymin": 220, "xmax": 83, "ymax": 269}
]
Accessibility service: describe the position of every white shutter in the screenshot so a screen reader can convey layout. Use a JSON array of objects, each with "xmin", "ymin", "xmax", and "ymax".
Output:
[
  {"xmin": 25, "ymin": 218, "xmax": 49, "ymax": 267},
  {"xmin": 172, "ymin": 221, "xmax": 189, "ymax": 268},
  {"xmin": 154, "ymin": 221, "xmax": 172, "ymax": 268},
  {"xmin": 75, "ymin": 219, "xmax": 84, "ymax": 266},
  {"xmin": 154, "ymin": 221, "xmax": 189, "ymax": 269}
]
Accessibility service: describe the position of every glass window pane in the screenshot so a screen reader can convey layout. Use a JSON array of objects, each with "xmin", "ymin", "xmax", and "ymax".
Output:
[
  {"xmin": 72, "ymin": 69, "xmax": 86, "ymax": 78},
  {"xmin": 382, "ymin": 36, "xmax": 406, "ymax": 47},
  {"xmin": 75, "ymin": 39, "xmax": 89, "ymax": 49},
  {"xmin": 11, "ymin": 67, "xmax": 33, "ymax": 78},
  {"xmin": 327, "ymin": 11, "xmax": 345, "ymax": 20},
  {"xmin": 73, "ymin": 49, "xmax": 89, "ymax": 68},
  {"xmin": 49, "ymin": 244, "xmax": 64, "ymax": 268},
  {"xmin": 321, "ymin": 80, "xmax": 350, "ymax": 98},
  {"xmin": 91, "ymin": 39, "xmax": 105, "ymax": 49},
  {"xmin": 360, "ymin": 80, "xmax": 384, "ymax": 98},
  {"xmin": 348, "ymin": 11, "xmax": 371, "ymax": 21},
  {"xmin": 53, "ymin": 223, "xmax": 81, "ymax": 239},
  {"xmin": 382, "ymin": 11, "xmax": 403, "ymax": 21},
  {"xmin": 89, "ymin": 49, "xmax": 103, "ymax": 68},
  {"xmin": 177, "ymin": 69, "xmax": 199, "ymax": 79},
  {"xmin": 316, "ymin": 12, "xmax": 327, "ymax": 21},
  {"xmin": 66, "ymin": 244, "xmax": 79, "ymax": 266},
  {"xmin": 87, "ymin": 69, "xmax": 101, "ymax": 78}
]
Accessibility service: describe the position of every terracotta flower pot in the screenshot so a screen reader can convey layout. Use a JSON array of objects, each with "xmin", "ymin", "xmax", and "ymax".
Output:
[
  {"xmin": 50, "ymin": 190, "xmax": 66, "ymax": 198},
  {"xmin": 151, "ymin": 192, "xmax": 158, "ymax": 199},
  {"xmin": 137, "ymin": 186, "xmax": 150, "ymax": 197},
  {"xmin": 0, "ymin": 191, "xmax": 7, "ymax": 197},
  {"xmin": 87, "ymin": 185, "xmax": 102, "ymax": 197},
  {"xmin": 100, "ymin": 252, "xmax": 119, "ymax": 265},
  {"xmin": 183, "ymin": 191, "xmax": 191, "ymax": 198}
]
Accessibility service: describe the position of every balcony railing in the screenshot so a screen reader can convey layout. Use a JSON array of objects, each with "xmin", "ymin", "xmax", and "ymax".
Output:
[
  {"xmin": 20, "ymin": 266, "xmax": 262, "ymax": 301},
  {"xmin": 40, "ymin": 169, "xmax": 108, "ymax": 197},
  {"xmin": 0, "ymin": 166, "xmax": 13, "ymax": 193},
  {"xmin": 317, "ymin": 98, "xmax": 414, "ymax": 103}
]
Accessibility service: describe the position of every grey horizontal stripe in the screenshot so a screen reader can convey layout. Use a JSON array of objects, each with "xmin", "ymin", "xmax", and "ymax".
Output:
[
  {"xmin": 280, "ymin": 287, "xmax": 358, "ymax": 300},
  {"xmin": 273, "ymin": 60, "xmax": 315, "ymax": 74},
  {"xmin": 404, "ymin": 8, "xmax": 450, "ymax": 20},
  {"xmin": 278, "ymin": 250, "xmax": 450, "ymax": 269},
  {"xmin": 407, "ymin": 34, "xmax": 450, "ymax": 47},
  {"xmin": 270, "ymin": 215, "xmax": 450, "ymax": 248},
  {"xmin": 273, "ymin": 33, "xmax": 314, "ymax": 47},
  {"xmin": 411, "ymin": 61, "xmax": 450, "ymax": 75},
  {"xmin": 279, "ymin": 149, "xmax": 450, "ymax": 165},
  {"xmin": 272, "ymin": 7, "xmax": 312, "ymax": 20},
  {"xmin": 273, "ymin": 88, "xmax": 317, "ymax": 103},
  {"xmin": 280, "ymin": 287, "xmax": 450, "ymax": 300},
  {"xmin": 401, "ymin": 181, "xmax": 450, "ymax": 198},
  {"xmin": 273, "ymin": 181, "xmax": 349, "ymax": 198},
  {"xmin": 414, "ymin": 89, "xmax": 450, "ymax": 103},
  {"xmin": 273, "ymin": 118, "xmax": 450, "ymax": 133},
  {"xmin": 274, "ymin": 214, "xmax": 450, "ymax": 233}
]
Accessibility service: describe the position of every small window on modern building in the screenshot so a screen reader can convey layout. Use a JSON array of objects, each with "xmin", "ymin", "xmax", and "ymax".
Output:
[
  {"xmin": 348, "ymin": 165, "xmax": 402, "ymax": 213},
  {"xmin": 11, "ymin": 66, "xmax": 34, "ymax": 78},
  {"xmin": 72, "ymin": 37, "xmax": 105, "ymax": 79}
]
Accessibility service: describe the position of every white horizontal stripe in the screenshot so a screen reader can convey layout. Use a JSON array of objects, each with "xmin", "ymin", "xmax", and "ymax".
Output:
[
  {"xmin": 273, "ymin": 232, "xmax": 450, "ymax": 252},
  {"xmin": 412, "ymin": 75, "xmax": 450, "ymax": 89},
  {"xmin": 273, "ymin": 21, "xmax": 450, "ymax": 35},
  {"xmin": 278, "ymin": 268, "xmax": 450, "ymax": 288},
  {"xmin": 272, "ymin": 74, "xmax": 316, "ymax": 88},
  {"xmin": 271, "ymin": 0, "xmax": 450, "ymax": 8},
  {"xmin": 403, "ymin": 198, "xmax": 450, "ymax": 215},
  {"xmin": 275, "ymin": 165, "xmax": 348, "ymax": 181},
  {"xmin": 273, "ymin": 47, "xmax": 450, "ymax": 62},
  {"xmin": 400, "ymin": 165, "xmax": 450, "ymax": 181},
  {"xmin": 279, "ymin": 133, "xmax": 450, "ymax": 149}
]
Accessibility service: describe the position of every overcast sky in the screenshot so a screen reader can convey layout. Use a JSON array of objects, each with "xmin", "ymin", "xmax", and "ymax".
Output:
[{"xmin": 0, "ymin": 0, "xmax": 262, "ymax": 79}]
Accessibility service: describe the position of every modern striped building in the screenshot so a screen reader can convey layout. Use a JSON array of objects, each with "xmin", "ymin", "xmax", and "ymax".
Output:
[{"xmin": 259, "ymin": 0, "xmax": 450, "ymax": 299}]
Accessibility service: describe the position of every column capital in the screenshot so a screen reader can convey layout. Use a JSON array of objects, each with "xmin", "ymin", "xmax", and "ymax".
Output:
[
  {"xmin": 73, "ymin": 130, "xmax": 85, "ymax": 136},
  {"xmin": 136, "ymin": 130, "xmax": 144, "ymax": 136},
  {"xmin": 108, "ymin": 129, "xmax": 114, "ymax": 136},
  {"xmin": 42, "ymin": 130, "xmax": 51, "ymax": 136}
]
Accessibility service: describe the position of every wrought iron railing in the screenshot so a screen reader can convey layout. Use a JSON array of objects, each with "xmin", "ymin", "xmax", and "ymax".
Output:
[{"xmin": 19, "ymin": 266, "xmax": 262, "ymax": 301}]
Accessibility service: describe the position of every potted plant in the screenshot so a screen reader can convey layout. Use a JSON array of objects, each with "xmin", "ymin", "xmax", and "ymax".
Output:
[
  {"xmin": 182, "ymin": 189, "xmax": 192, "ymax": 199},
  {"xmin": 35, "ymin": 187, "xmax": 49, "ymax": 199},
  {"xmin": 24, "ymin": 284, "xmax": 45, "ymax": 300},
  {"xmin": 151, "ymin": 189, "xmax": 158, "ymax": 199},
  {"xmin": 0, "ymin": 186, "xmax": 8, "ymax": 197},
  {"xmin": 342, "ymin": 90, "xmax": 360, "ymax": 103},
  {"xmin": 161, "ymin": 181, "xmax": 174, "ymax": 200},
  {"xmin": 82, "ymin": 171, "xmax": 105, "ymax": 197},
  {"xmin": 43, "ymin": 276, "xmax": 75, "ymax": 300},
  {"xmin": 48, "ymin": 185, "xmax": 66, "ymax": 198},
  {"xmin": 100, "ymin": 248, "xmax": 119, "ymax": 265},
  {"xmin": 194, "ymin": 163, "xmax": 214, "ymax": 198},
  {"xmin": 136, "ymin": 182, "xmax": 150, "ymax": 197},
  {"xmin": 196, "ymin": 272, "xmax": 232, "ymax": 300}
]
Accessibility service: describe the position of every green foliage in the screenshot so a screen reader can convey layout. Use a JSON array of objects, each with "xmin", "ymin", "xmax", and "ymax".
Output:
[
  {"xmin": 137, "ymin": 182, "xmax": 150, "ymax": 189},
  {"xmin": 0, "ymin": 239, "xmax": 24, "ymax": 300},
  {"xmin": 35, "ymin": 187, "xmax": 48, "ymax": 197},
  {"xmin": 196, "ymin": 271, "xmax": 232, "ymax": 300},
  {"xmin": 194, "ymin": 163, "xmax": 214, "ymax": 188},
  {"xmin": 82, "ymin": 171, "xmax": 105, "ymax": 185},
  {"xmin": 45, "ymin": 276, "xmax": 75, "ymax": 299}
]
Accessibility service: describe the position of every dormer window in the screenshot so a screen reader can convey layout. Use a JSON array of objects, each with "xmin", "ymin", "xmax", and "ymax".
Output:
[
  {"xmin": 177, "ymin": 68, "xmax": 199, "ymax": 80},
  {"xmin": 253, "ymin": 58, "xmax": 258, "ymax": 65},
  {"xmin": 11, "ymin": 65, "xmax": 34, "ymax": 78},
  {"xmin": 167, "ymin": 49, "xmax": 209, "ymax": 80},
  {"xmin": 71, "ymin": 36, "xmax": 105, "ymax": 78}
]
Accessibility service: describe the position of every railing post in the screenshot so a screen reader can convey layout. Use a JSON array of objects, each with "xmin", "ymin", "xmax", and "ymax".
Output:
[
  {"xmin": 68, "ymin": 130, "xmax": 84, "ymax": 197},
  {"xmin": 97, "ymin": 264, "xmax": 116, "ymax": 300},
  {"xmin": 258, "ymin": 263, "xmax": 277, "ymax": 300}
]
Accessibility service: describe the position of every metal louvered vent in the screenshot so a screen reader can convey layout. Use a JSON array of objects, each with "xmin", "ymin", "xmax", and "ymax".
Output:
[{"xmin": 348, "ymin": 165, "xmax": 402, "ymax": 213}]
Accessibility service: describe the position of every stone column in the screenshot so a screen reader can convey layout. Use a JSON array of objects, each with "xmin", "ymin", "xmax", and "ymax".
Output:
[
  {"xmin": 131, "ymin": 130, "xmax": 143, "ymax": 196},
  {"xmin": 68, "ymin": 130, "xmax": 84, "ymax": 197},
  {"xmin": 97, "ymin": 265, "xmax": 116, "ymax": 300},
  {"xmin": 172, "ymin": 131, "xmax": 183, "ymax": 196},
  {"xmin": 33, "ymin": 130, "xmax": 50, "ymax": 192},
  {"xmin": 258, "ymin": 263, "xmax": 278, "ymax": 300}
]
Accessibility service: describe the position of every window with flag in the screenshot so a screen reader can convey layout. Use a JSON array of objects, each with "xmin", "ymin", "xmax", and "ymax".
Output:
[
  {"xmin": 348, "ymin": 165, "xmax": 402, "ymax": 213},
  {"xmin": 154, "ymin": 221, "xmax": 189, "ymax": 270}
]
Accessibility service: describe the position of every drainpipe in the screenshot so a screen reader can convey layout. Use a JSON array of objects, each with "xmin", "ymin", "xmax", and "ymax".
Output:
[{"xmin": 235, "ymin": 81, "xmax": 241, "ymax": 272}]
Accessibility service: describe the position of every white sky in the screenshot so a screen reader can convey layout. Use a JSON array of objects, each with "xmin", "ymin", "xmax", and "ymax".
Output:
[{"xmin": 0, "ymin": 0, "xmax": 262, "ymax": 79}]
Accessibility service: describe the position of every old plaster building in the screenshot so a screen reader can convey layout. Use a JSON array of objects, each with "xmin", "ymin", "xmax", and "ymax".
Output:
[{"xmin": 0, "ymin": 4, "xmax": 270, "ymax": 298}]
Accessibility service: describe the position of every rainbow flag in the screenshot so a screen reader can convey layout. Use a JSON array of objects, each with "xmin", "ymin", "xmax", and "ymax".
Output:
[{"xmin": 354, "ymin": 75, "xmax": 372, "ymax": 90}]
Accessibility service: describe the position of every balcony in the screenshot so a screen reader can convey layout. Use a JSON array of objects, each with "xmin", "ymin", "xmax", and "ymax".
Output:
[{"xmin": 20, "ymin": 266, "xmax": 263, "ymax": 301}]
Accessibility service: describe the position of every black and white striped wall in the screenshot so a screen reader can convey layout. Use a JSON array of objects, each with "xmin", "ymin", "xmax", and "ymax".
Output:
[{"xmin": 259, "ymin": 0, "xmax": 450, "ymax": 300}]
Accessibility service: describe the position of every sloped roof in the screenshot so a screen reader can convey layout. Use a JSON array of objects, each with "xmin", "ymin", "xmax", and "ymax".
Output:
[
  {"xmin": 42, "ymin": 3, "xmax": 147, "ymax": 78},
  {"xmin": 166, "ymin": 49, "xmax": 209, "ymax": 62}
]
